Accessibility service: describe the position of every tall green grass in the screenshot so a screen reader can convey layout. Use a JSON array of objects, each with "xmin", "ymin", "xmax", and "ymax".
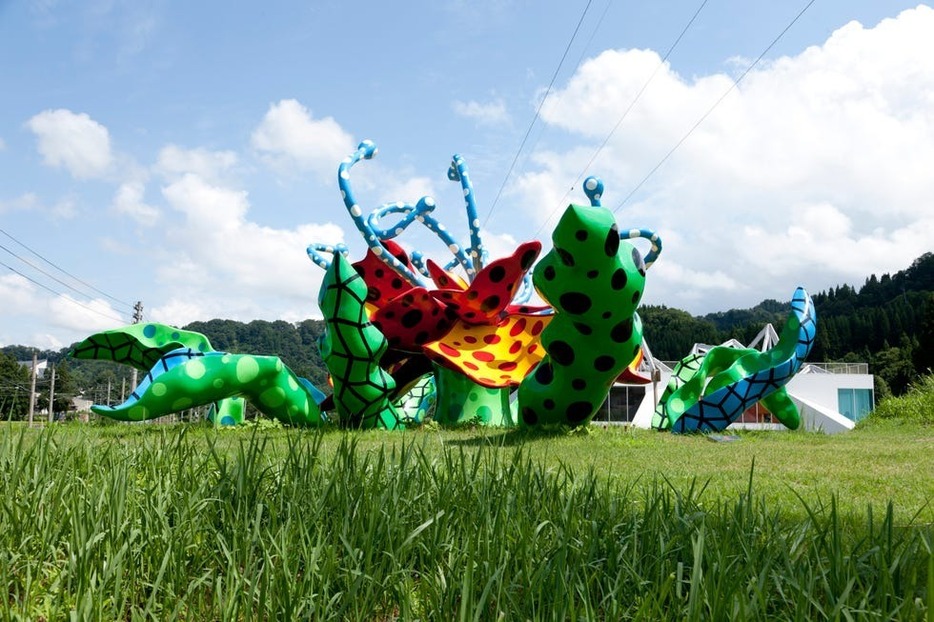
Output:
[
  {"xmin": 0, "ymin": 426, "xmax": 930, "ymax": 620},
  {"xmin": 863, "ymin": 373, "xmax": 934, "ymax": 427}
]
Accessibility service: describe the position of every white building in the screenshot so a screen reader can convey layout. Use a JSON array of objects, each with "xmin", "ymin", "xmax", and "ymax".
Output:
[
  {"xmin": 593, "ymin": 326, "xmax": 872, "ymax": 434},
  {"xmin": 17, "ymin": 358, "xmax": 48, "ymax": 379}
]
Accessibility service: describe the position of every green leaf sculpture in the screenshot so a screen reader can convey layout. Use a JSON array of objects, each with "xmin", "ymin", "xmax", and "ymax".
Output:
[{"xmin": 318, "ymin": 253, "xmax": 403, "ymax": 429}]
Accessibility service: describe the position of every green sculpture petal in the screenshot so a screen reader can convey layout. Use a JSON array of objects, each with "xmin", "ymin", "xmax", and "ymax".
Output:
[
  {"xmin": 70, "ymin": 323, "xmax": 214, "ymax": 369},
  {"xmin": 759, "ymin": 388, "xmax": 800, "ymax": 430},
  {"xmin": 318, "ymin": 253, "xmax": 403, "ymax": 429},
  {"xmin": 652, "ymin": 353, "xmax": 704, "ymax": 431},
  {"xmin": 655, "ymin": 350, "xmax": 801, "ymax": 432},
  {"xmin": 660, "ymin": 289, "xmax": 815, "ymax": 433},
  {"xmin": 207, "ymin": 396, "xmax": 246, "ymax": 426},
  {"xmin": 432, "ymin": 364, "xmax": 515, "ymax": 426},
  {"xmin": 393, "ymin": 374, "xmax": 436, "ymax": 425}
]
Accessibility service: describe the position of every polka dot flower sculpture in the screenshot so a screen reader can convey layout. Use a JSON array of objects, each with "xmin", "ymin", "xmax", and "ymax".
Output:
[{"xmin": 306, "ymin": 141, "xmax": 664, "ymax": 428}]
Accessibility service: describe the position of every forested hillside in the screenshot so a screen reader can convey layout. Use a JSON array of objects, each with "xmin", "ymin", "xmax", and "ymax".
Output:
[{"xmin": 641, "ymin": 253, "xmax": 934, "ymax": 395}]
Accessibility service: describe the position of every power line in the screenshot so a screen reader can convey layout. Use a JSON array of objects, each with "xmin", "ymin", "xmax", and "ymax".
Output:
[
  {"xmin": 482, "ymin": 0, "xmax": 595, "ymax": 229},
  {"xmin": 613, "ymin": 0, "xmax": 818, "ymax": 213},
  {"xmin": 571, "ymin": 0, "xmax": 613, "ymax": 72},
  {"xmin": 514, "ymin": 0, "xmax": 614, "ymax": 180},
  {"xmin": 536, "ymin": 0, "xmax": 710, "ymax": 237},
  {"xmin": 0, "ymin": 227, "xmax": 133, "ymax": 310},
  {"xmin": 0, "ymin": 258, "xmax": 126, "ymax": 324},
  {"xmin": 0, "ymin": 241, "xmax": 129, "ymax": 312}
]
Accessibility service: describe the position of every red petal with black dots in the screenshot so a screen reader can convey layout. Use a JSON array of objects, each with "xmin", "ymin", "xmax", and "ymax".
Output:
[
  {"xmin": 429, "ymin": 240, "xmax": 541, "ymax": 325},
  {"xmin": 426, "ymin": 259, "xmax": 469, "ymax": 291},
  {"xmin": 372, "ymin": 287, "xmax": 455, "ymax": 352},
  {"xmin": 351, "ymin": 240, "xmax": 418, "ymax": 309}
]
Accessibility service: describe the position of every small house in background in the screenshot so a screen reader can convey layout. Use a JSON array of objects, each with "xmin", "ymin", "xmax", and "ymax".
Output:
[
  {"xmin": 593, "ymin": 324, "xmax": 872, "ymax": 434},
  {"xmin": 17, "ymin": 358, "xmax": 48, "ymax": 379},
  {"xmin": 71, "ymin": 395, "xmax": 93, "ymax": 423}
]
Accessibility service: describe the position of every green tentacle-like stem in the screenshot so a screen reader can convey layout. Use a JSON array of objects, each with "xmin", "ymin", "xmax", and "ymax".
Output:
[
  {"xmin": 92, "ymin": 353, "xmax": 323, "ymax": 427},
  {"xmin": 518, "ymin": 204, "xmax": 646, "ymax": 428},
  {"xmin": 71, "ymin": 322, "xmax": 247, "ymax": 426},
  {"xmin": 318, "ymin": 253, "xmax": 403, "ymax": 429}
]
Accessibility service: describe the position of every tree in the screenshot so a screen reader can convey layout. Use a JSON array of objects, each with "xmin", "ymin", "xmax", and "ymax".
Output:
[
  {"xmin": 872, "ymin": 343, "xmax": 916, "ymax": 395},
  {"xmin": 913, "ymin": 293, "xmax": 934, "ymax": 374},
  {"xmin": 0, "ymin": 351, "xmax": 30, "ymax": 420}
]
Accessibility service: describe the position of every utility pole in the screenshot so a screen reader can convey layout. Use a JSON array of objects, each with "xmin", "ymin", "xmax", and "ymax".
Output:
[
  {"xmin": 130, "ymin": 300, "xmax": 144, "ymax": 392},
  {"xmin": 27, "ymin": 351, "xmax": 37, "ymax": 426},
  {"xmin": 47, "ymin": 365, "xmax": 56, "ymax": 424}
]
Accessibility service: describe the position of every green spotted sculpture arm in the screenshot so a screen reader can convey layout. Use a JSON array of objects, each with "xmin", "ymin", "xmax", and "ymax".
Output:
[
  {"xmin": 90, "ymin": 348, "xmax": 323, "ymax": 426},
  {"xmin": 70, "ymin": 323, "xmax": 247, "ymax": 425}
]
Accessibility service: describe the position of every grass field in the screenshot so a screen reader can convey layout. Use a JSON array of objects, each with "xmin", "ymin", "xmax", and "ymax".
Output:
[{"xmin": 1, "ymin": 421, "xmax": 932, "ymax": 619}]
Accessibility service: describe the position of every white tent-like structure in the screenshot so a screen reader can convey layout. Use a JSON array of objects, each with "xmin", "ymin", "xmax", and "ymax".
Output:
[{"xmin": 594, "ymin": 325, "xmax": 870, "ymax": 434}]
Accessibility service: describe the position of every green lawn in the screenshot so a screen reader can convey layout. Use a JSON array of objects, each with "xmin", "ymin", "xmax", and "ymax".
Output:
[
  {"xmin": 340, "ymin": 423, "xmax": 934, "ymax": 522},
  {"xmin": 1, "ymin": 422, "xmax": 931, "ymax": 619}
]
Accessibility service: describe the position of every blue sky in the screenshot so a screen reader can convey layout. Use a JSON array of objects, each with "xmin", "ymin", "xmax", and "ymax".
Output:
[{"xmin": 1, "ymin": 1, "xmax": 931, "ymax": 349}]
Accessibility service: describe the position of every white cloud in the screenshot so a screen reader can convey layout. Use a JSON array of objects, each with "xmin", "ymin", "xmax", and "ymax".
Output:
[
  {"xmin": 48, "ymin": 295, "xmax": 124, "ymax": 334},
  {"xmin": 155, "ymin": 144, "xmax": 238, "ymax": 182},
  {"xmin": 157, "ymin": 173, "xmax": 346, "ymax": 321},
  {"xmin": 50, "ymin": 196, "xmax": 78, "ymax": 220},
  {"xmin": 479, "ymin": 229, "xmax": 521, "ymax": 262},
  {"xmin": 112, "ymin": 181, "xmax": 159, "ymax": 226},
  {"xmin": 26, "ymin": 109, "xmax": 113, "ymax": 179},
  {"xmin": 507, "ymin": 5, "xmax": 934, "ymax": 312},
  {"xmin": 0, "ymin": 274, "xmax": 37, "ymax": 313},
  {"xmin": 376, "ymin": 176, "xmax": 437, "ymax": 208},
  {"xmin": 0, "ymin": 274, "xmax": 123, "ymax": 348},
  {"xmin": 452, "ymin": 99, "xmax": 509, "ymax": 126},
  {"xmin": 0, "ymin": 193, "xmax": 41, "ymax": 214},
  {"xmin": 251, "ymin": 99, "xmax": 355, "ymax": 178},
  {"xmin": 148, "ymin": 298, "xmax": 206, "ymax": 329},
  {"xmin": 0, "ymin": 192, "xmax": 78, "ymax": 219}
]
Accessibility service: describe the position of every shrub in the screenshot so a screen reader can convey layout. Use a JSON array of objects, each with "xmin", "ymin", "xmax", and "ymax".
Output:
[{"xmin": 862, "ymin": 373, "xmax": 934, "ymax": 427}]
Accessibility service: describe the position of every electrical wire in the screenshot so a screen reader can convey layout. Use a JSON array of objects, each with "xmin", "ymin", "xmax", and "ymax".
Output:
[
  {"xmin": 0, "ymin": 259, "xmax": 126, "ymax": 324},
  {"xmin": 571, "ymin": 0, "xmax": 613, "ymax": 72},
  {"xmin": 531, "ymin": 0, "xmax": 710, "ymax": 237},
  {"xmin": 0, "ymin": 241, "xmax": 128, "ymax": 312},
  {"xmin": 482, "ymin": 0, "xmax": 594, "ymax": 229},
  {"xmin": 514, "ymin": 0, "xmax": 615, "ymax": 180},
  {"xmin": 613, "ymin": 0, "xmax": 818, "ymax": 213},
  {"xmin": 0, "ymin": 227, "xmax": 133, "ymax": 310}
]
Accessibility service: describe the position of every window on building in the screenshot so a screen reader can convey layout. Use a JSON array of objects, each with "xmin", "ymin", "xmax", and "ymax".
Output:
[
  {"xmin": 837, "ymin": 388, "xmax": 873, "ymax": 422},
  {"xmin": 594, "ymin": 386, "xmax": 646, "ymax": 423}
]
